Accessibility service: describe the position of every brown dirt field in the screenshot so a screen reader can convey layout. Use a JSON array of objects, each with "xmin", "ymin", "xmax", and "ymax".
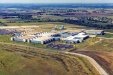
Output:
[{"xmin": 73, "ymin": 51, "xmax": 113, "ymax": 75}]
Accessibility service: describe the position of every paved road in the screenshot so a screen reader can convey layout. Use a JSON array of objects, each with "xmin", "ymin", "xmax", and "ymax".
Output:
[
  {"xmin": 0, "ymin": 42, "xmax": 109, "ymax": 75},
  {"xmin": 64, "ymin": 52, "xmax": 109, "ymax": 75}
]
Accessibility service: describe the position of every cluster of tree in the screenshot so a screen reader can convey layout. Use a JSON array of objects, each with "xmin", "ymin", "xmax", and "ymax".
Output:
[
  {"xmin": 84, "ymin": 16, "xmax": 112, "ymax": 23},
  {"xmin": 1, "ymin": 13, "xmax": 19, "ymax": 16},
  {"xmin": 7, "ymin": 18, "xmax": 63, "ymax": 23},
  {"xmin": 63, "ymin": 16, "xmax": 113, "ymax": 29},
  {"xmin": 18, "ymin": 14, "xmax": 32, "ymax": 20}
]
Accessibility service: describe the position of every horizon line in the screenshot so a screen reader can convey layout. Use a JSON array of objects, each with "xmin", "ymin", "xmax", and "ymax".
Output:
[{"xmin": 0, "ymin": 3, "xmax": 113, "ymax": 4}]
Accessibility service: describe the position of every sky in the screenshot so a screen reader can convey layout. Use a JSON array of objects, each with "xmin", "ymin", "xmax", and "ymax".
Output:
[{"xmin": 0, "ymin": 0, "xmax": 113, "ymax": 3}]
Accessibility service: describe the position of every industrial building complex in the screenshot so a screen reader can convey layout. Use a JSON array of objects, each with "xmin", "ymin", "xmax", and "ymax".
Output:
[{"xmin": 11, "ymin": 29, "xmax": 104, "ymax": 44}]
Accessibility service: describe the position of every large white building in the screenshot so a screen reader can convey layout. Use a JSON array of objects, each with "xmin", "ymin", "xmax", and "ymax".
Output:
[
  {"xmin": 35, "ymin": 32, "xmax": 59, "ymax": 37},
  {"xmin": 61, "ymin": 32, "xmax": 89, "ymax": 43},
  {"xmin": 11, "ymin": 32, "xmax": 60, "ymax": 44},
  {"xmin": 30, "ymin": 36, "xmax": 54, "ymax": 44},
  {"xmin": 11, "ymin": 30, "xmax": 102, "ymax": 44},
  {"xmin": 11, "ymin": 35, "xmax": 35, "ymax": 42}
]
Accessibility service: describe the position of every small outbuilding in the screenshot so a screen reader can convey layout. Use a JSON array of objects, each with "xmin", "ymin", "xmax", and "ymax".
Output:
[{"xmin": 85, "ymin": 30, "xmax": 104, "ymax": 35}]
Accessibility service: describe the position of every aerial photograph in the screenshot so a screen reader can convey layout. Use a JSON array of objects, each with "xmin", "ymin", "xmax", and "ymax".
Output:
[{"xmin": 0, "ymin": 0, "xmax": 113, "ymax": 75}]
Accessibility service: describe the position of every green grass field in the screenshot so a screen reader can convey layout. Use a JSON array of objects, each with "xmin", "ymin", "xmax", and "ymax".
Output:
[
  {"xmin": 6, "ymin": 22, "xmax": 87, "ymax": 28},
  {"xmin": 0, "ymin": 43, "xmax": 99, "ymax": 75},
  {"xmin": 104, "ymin": 29, "xmax": 113, "ymax": 33},
  {"xmin": 97, "ymin": 33, "xmax": 113, "ymax": 38},
  {"xmin": 0, "ymin": 19, "xmax": 8, "ymax": 23},
  {"xmin": 75, "ymin": 37, "xmax": 113, "ymax": 52},
  {"xmin": 107, "ymin": 16, "xmax": 113, "ymax": 19}
]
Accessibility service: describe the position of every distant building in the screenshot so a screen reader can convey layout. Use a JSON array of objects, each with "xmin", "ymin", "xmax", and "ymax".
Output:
[
  {"xmin": 74, "ymin": 32, "xmax": 89, "ymax": 40},
  {"xmin": 53, "ymin": 25, "xmax": 65, "ymax": 30},
  {"xmin": 60, "ymin": 25, "xmax": 64, "ymax": 30},
  {"xmin": 59, "ymin": 29, "xmax": 85, "ymax": 38},
  {"xmin": 85, "ymin": 30, "xmax": 104, "ymax": 35},
  {"xmin": 54, "ymin": 25, "xmax": 58, "ymax": 30}
]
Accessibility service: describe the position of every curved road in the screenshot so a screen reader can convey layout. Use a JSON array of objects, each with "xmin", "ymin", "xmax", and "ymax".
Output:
[{"xmin": 64, "ymin": 52, "xmax": 109, "ymax": 75}]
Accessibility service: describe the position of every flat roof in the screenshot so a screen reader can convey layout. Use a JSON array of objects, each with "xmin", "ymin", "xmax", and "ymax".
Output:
[
  {"xmin": 32, "ymin": 36, "xmax": 52, "ymax": 41},
  {"xmin": 37, "ymin": 32, "xmax": 58, "ymax": 36},
  {"xmin": 85, "ymin": 30, "xmax": 104, "ymax": 32},
  {"xmin": 16, "ymin": 35, "xmax": 34, "ymax": 39}
]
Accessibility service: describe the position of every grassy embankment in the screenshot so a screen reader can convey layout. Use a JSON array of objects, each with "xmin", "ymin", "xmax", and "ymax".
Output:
[
  {"xmin": 75, "ymin": 37, "xmax": 113, "ymax": 52},
  {"xmin": 97, "ymin": 33, "xmax": 113, "ymax": 38},
  {"xmin": 0, "ymin": 43, "xmax": 99, "ymax": 75}
]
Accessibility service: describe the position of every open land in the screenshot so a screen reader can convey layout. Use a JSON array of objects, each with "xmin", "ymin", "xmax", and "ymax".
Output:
[
  {"xmin": 1, "ymin": 4, "xmax": 113, "ymax": 75},
  {"xmin": 0, "ymin": 22, "xmax": 103, "ymax": 75}
]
